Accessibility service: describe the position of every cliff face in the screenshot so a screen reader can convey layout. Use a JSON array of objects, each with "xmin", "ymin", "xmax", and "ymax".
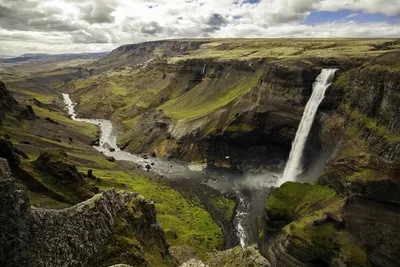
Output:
[
  {"xmin": 0, "ymin": 81, "xmax": 18, "ymax": 125},
  {"xmin": 260, "ymin": 52, "xmax": 400, "ymax": 267},
  {"xmin": 0, "ymin": 158, "xmax": 176, "ymax": 267},
  {"xmin": 68, "ymin": 55, "xmax": 323, "ymax": 170}
]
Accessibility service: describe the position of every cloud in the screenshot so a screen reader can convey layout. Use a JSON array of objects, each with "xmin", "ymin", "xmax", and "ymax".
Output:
[
  {"xmin": 79, "ymin": 0, "xmax": 117, "ymax": 24},
  {"xmin": 0, "ymin": 1, "xmax": 80, "ymax": 32},
  {"xmin": 346, "ymin": 13, "xmax": 360, "ymax": 18},
  {"xmin": 139, "ymin": 21, "xmax": 164, "ymax": 35},
  {"xmin": 207, "ymin": 14, "xmax": 227, "ymax": 26},
  {"xmin": 0, "ymin": 0, "xmax": 399, "ymax": 55},
  {"xmin": 71, "ymin": 30, "xmax": 112, "ymax": 44}
]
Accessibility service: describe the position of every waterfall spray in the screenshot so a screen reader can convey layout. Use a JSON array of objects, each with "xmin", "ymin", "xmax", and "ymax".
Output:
[{"xmin": 278, "ymin": 69, "xmax": 337, "ymax": 186}]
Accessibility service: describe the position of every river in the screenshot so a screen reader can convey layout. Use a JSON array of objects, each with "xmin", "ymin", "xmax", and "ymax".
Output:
[{"xmin": 63, "ymin": 93, "xmax": 277, "ymax": 248}]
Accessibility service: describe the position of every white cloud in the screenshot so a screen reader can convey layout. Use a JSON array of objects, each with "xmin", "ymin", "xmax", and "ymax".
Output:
[{"xmin": 0, "ymin": 0, "xmax": 399, "ymax": 55}]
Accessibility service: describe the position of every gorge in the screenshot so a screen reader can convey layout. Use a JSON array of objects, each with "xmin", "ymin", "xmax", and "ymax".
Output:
[{"xmin": 1, "ymin": 39, "xmax": 399, "ymax": 267}]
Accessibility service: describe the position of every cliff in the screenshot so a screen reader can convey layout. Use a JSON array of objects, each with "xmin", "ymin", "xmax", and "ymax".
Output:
[
  {"xmin": 259, "ymin": 52, "xmax": 400, "ymax": 267},
  {"xmin": 0, "ymin": 158, "xmax": 177, "ymax": 267}
]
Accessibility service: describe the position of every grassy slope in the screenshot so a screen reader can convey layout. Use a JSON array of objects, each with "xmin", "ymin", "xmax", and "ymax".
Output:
[
  {"xmin": 77, "ymin": 167, "xmax": 224, "ymax": 258},
  {"xmin": 160, "ymin": 70, "xmax": 262, "ymax": 121}
]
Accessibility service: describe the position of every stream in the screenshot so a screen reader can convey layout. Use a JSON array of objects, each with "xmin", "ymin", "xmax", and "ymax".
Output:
[{"xmin": 63, "ymin": 93, "xmax": 277, "ymax": 248}]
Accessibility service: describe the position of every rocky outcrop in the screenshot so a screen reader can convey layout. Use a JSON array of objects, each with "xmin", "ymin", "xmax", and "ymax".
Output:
[
  {"xmin": 178, "ymin": 246, "xmax": 270, "ymax": 267},
  {"xmin": 35, "ymin": 148, "xmax": 85, "ymax": 185},
  {"xmin": 207, "ymin": 246, "xmax": 271, "ymax": 267},
  {"xmin": 0, "ymin": 137, "xmax": 21, "ymax": 168},
  {"xmin": 0, "ymin": 158, "xmax": 176, "ymax": 267},
  {"xmin": 0, "ymin": 80, "xmax": 38, "ymax": 123},
  {"xmin": 33, "ymin": 148, "xmax": 94, "ymax": 202},
  {"xmin": 0, "ymin": 80, "xmax": 18, "ymax": 125}
]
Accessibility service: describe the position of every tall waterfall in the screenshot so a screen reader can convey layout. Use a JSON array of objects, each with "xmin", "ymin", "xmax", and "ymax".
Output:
[{"xmin": 278, "ymin": 69, "xmax": 337, "ymax": 186}]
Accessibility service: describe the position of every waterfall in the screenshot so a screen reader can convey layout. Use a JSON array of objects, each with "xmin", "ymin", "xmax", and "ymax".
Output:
[{"xmin": 278, "ymin": 69, "xmax": 337, "ymax": 186}]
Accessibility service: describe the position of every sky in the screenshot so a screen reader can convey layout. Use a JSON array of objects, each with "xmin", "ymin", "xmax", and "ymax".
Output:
[{"xmin": 0, "ymin": 0, "xmax": 399, "ymax": 56}]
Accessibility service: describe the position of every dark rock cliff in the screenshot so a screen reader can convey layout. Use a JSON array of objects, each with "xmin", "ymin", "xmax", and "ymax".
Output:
[
  {"xmin": 0, "ymin": 81, "xmax": 38, "ymax": 124},
  {"xmin": 0, "ymin": 80, "xmax": 18, "ymax": 125},
  {"xmin": 0, "ymin": 158, "xmax": 176, "ymax": 267},
  {"xmin": 259, "ymin": 53, "xmax": 400, "ymax": 267}
]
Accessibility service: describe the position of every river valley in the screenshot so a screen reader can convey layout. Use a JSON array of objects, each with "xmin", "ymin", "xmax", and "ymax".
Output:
[
  {"xmin": 1, "ymin": 38, "xmax": 399, "ymax": 267},
  {"xmin": 63, "ymin": 93, "xmax": 278, "ymax": 248}
]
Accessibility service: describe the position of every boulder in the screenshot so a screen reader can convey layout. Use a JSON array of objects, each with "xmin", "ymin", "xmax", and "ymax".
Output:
[
  {"xmin": 106, "ymin": 156, "xmax": 115, "ymax": 162},
  {"xmin": 44, "ymin": 117, "xmax": 59, "ymax": 124},
  {"xmin": 90, "ymin": 138, "xmax": 100, "ymax": 146}
]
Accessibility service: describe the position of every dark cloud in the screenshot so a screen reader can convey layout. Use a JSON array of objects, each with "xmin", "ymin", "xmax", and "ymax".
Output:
[
  {"xmin": 268, "ymin": 13, "xmax": 307, "ymax": 24},
  {"xmin": 207, "ymin": 13, "xmax": 227, "ymax": 26},
  {"xmin": 79, "ymin": 0, "xmax": 116, "ymax": 24},
  {"xmin": 202, "ymin": 26, "xmax": 221, "ymax": 33},
  {"xmin": 139, "ymin": 21, "xmax": 164, "ymax": 35}
]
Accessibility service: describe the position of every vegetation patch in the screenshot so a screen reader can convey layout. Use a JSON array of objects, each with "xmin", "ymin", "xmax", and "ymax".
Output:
[
  {"xmin": 209, "ymin": 195, "xmax": 236, "ymax": 221},
  {"xmin": 341, "ymin": 103, "xmax": 400, "ymax": 143},
  {"xmin": 265, "ymin": 182, "xmax": 338, "ymax": 219},
  {"xmin": 338, "ymin": 231, "xmax": 370, "ymax": 267},
  {"xmin": 160, "ymin": 71, "xmax": 261, "ymax": 121},
  {"xmin": 78, "ymin": 168, "xmax": 224, "ymax": 258}
]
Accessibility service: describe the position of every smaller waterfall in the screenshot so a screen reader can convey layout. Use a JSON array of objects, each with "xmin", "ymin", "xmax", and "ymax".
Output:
[{"xmin": 278, "ymin": 69, "xmax": 337, "ymax": 186}]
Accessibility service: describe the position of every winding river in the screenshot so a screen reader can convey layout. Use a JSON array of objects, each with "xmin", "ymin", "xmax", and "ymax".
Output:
[{"xmin": 63, "ymin": 93, "xmax": 276, "ymax": 248}]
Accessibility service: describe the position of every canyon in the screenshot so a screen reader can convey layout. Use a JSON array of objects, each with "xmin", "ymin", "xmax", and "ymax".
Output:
[{"xmin": 0, "ymin": 38, "xmax": 399, "ymax": 266}]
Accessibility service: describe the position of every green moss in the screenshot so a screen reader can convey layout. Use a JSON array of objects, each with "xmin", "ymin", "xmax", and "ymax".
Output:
[
  {"xmin": 341, "ymin": 103, "xmax": 400, "ymax": 143},
  {"xmin": 209, "ymin": 195, "xmax": 236, "ymax": 221},
  {"xmin": 332, "ymin": 74, "xmax": 349, "ymax": 88},
  {"xmin": 345, "ymin": 169, "xmax": 380, "ymax": 182},
  {"xmin": 78, "ymin": 168, "xmax": 224, "ymax": 258},
  {"xmin": 224, "ymin": 122, "xmax": 254, "ymax": 132},
  {"xmin": 89, "ymin": 212, "xmax": 174, "ymax": 267},
  {"xmin": 29, "ymin": 192, "xmax": 70, "ymax": 209},
  {"xmin": 338, "ymin": 232, "xmax": 370, "ymax": 267},
  {"xmin": 287, "ymin": 223, "xmax": 338, "ymax": 262},
  {"xmin": 265, "ymin": 182, "xmax": 338, "ymax": 218},
  {"xmin": 309, "ymin": 224, "xmax": 336, "ymax": 260}
]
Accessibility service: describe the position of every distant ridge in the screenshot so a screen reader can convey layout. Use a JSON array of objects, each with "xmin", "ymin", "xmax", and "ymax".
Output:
[{"xmin": 1, "ymin": 52, "xmax": 109, "ymax": 63}]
